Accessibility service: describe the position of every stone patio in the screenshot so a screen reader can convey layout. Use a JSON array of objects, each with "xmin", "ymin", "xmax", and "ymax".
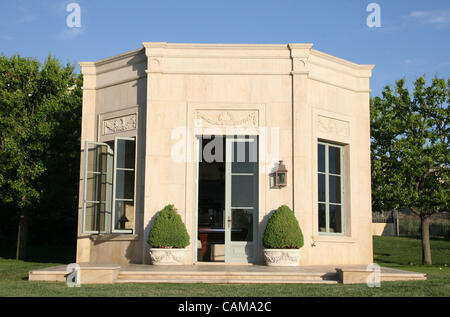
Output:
[{"xmin": 28, "ymin": 263, "xmax": 426, "ymax": 285}]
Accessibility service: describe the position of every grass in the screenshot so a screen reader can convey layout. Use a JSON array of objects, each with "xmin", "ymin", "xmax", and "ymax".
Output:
[
  {"xmin": 373, "ymin": 236, "xmax": 450, "ymax": 267},
  {"xmin": 0, "ymin": 236, "xmax": 449, "ymax": 297}
]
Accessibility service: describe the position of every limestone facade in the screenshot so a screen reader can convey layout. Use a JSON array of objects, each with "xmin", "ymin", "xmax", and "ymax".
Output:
[{"xmin": 77, "ymin": 42, "xmax": 374, "ymax": 266}]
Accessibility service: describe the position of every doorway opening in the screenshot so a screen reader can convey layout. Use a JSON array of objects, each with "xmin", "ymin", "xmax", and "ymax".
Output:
[
  {"xmin": 196, "ymin": 135, "xmax": 258, "ymax": 263},
  {"xmin": 197, "ymin": 136, "xmax": 226, "ymax": 262}
]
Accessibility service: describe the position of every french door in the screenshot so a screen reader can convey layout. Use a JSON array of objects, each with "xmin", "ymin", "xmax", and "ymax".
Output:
[{"xmin": 224, "ymin": 136, "xmax": 258, "ymax": 263}]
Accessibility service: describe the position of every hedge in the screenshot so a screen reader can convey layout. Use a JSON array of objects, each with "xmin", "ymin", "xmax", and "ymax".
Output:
[
  {"xmin": 147, "ymin": 205, "xmax": 190, "ymax": 248},
  {"xmin": 263, "ymin": 205, "xmax": 304, "ymax": 249}
]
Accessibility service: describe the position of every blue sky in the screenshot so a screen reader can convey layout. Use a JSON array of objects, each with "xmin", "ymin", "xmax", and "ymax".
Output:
[{"xmin": 0, "ymin": 0, "xmax": 449, "ymax": 96}]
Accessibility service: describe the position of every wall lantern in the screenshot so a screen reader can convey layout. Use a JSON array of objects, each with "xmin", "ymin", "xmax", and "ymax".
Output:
[{"xmin": 274, "ymin": 160, "xmax": 288, "ymax": 188}]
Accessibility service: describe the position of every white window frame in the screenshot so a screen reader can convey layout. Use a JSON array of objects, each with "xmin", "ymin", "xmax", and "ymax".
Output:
[
  {"xmin": 82, "ymin": 141, "xmax": 113, "ymax": 234},
  {"xmin": 318, "ymin": 141, "xmax": 345, "ymax": 236},
  {"xmin": 82, "ymin": 138, "xmax": 136, "ymax": 235},
  {"xmin": 224, "ymin": 135, "xmax": 259, "ymax": 263},
  {"xmin": 111, "ymin": 137, "xmax": 136, "ymax": 234}
]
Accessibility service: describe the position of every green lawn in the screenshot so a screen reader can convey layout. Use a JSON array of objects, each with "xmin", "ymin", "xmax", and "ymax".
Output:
[{"xmin": 0, "ymin": 236, "xmax": 449, "ymax": 297}]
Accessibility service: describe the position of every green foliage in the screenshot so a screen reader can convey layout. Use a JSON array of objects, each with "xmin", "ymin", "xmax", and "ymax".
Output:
[
  {"xmin": 147, "ymin": 205, "xmax": 190, "ymax": 248},
  {"xmin": 370, "ymin": 76, "xmax": 449, "ymax": 216},
  {"xmin": 0, "ymin": 54, "xmax": 82, "ymax": 248},
  {"xmin": 0, "ymin": 54, "xmax": 82, "ymax": 209},
  {"xmin": 263, "ymin": 205, "xmax": 304, "ymax": 249}
]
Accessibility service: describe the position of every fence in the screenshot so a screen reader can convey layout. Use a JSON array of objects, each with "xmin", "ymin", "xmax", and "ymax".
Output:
[
  {"xmin": 372, "ymin": 209, "xmax": 450, "ymax": 239},
  {"xmin": 372, "ymin": 211, "xmax": 395, "ymax": 223},
  {"xmin": 398, "ymin": 210, "xmax": 450, "ymax": 239},
  {"xmin": 372, "ymin": 211, "xmax": 397, "ymax": 236}
]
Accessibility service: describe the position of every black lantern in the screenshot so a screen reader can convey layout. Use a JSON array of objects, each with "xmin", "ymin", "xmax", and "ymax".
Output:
[{"xmin": 275, "ymin": 160, "xmax": 288, "ymax": 188}]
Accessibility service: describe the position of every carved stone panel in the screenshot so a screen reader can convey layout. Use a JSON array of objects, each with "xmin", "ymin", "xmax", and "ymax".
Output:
[
  {"xmin": 317, "ymin": 115, "xmax": 350, "ymax": 138},
  {"xmin": 195, "ymin": 110, "xmax": 259, "ymax": 129},
  {"xmin": 103, "ymin": 114, "xmax": 137, "ymax": 135}
]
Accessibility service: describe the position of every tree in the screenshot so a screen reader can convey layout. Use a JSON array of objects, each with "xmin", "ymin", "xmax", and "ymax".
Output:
[
  {"xmin": 371, "ymin": 76, "xmax": 449, "ymax": 265},
  {"xmin": 0, "ymin": 55, "xmax": 82, "ymax": 259}
]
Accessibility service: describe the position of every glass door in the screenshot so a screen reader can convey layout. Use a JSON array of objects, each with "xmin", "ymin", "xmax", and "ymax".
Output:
[{"xmin": 225, "ymin": 136, "xmax": 258, "ymax": 263}]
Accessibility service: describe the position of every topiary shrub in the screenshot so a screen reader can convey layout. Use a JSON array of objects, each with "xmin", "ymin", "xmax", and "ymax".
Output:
[
  {"xmin": 263, "ymin": 205, "xmax": 304, "ymax": 249},
  {"xmin": 148, "ymin": 205, "xmax": 190, "ymax": 248}
]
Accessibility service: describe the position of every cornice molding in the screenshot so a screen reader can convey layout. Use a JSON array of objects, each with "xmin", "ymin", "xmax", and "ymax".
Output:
[
  {"xmin": 143, "ymin": 42, "xmax": 291, "ymax": 50},
  {"xmin": 310, "ymin": 49, "xmax": 374, "ymax": 71},
  {"xmin": 79, "ymin": 48, "xmax": 145, "ymax": 74},
  {"xmin": 94, "ymin": 48, "xmax": 144, "ymax": 66},
  {"xmin": 80, "ymin": 42, "xmax": 374, "ymax": 92},
  {"xmin": 79, "ymin": 62, "xmax": 96, "ymax": 75}
]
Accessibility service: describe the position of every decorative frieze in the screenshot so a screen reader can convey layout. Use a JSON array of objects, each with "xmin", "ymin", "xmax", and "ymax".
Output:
[
  {"xmin": 195, "ymin": 110, "xmax": 259, "ymax": 129},
  {"xmin": 317, "ymin": 115, "xmax": 350, "ymax": 138},
  {"xmin": 103, "ymin": 114, "xmax": 137, "ymax": 135}
]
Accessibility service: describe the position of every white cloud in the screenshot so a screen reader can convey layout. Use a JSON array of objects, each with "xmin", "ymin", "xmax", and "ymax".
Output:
[
  {"xmin": 14, "ymin": 0, "xmax": 38, "ymax": 24},
  {"xmin": 16, "ymin": 15, "xmax": 38, "ymax": 24},
  {"xmin": 399, "ymin": 58, "xmax": 450, "ymax": 73},
  {"xmin": 400, "ymin": 58, "xmax": 429, "ymax": 68},
  {"xmin": 59, "ymin": 27, "xmax": 84, "ymax": 41},
  {"xmin": 0, "ymin": 32, "xmax": 13, "ymax": 41},
  {"xmin": 409, "ymin": 10, "xmax": 450, "ymax": 26}
]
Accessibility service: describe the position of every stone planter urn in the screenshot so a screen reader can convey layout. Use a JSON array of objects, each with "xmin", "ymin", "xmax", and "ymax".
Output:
[
  {"xmin": 263, "ymin": 249, "xmax": 302, "ymax": 267},
  {"xmin": 149, "ymin": 248, "xmax": 188, "ymax": 266}
]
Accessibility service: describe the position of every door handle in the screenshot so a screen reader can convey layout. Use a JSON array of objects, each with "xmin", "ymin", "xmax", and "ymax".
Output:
[{"xmin": 227, "ymin": 216, "xmax": 232, "ymax": 229}]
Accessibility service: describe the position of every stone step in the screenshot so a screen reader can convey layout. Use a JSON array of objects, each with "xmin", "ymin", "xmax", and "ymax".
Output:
[
  {"xmin": 117, "ymin": 272, "xmax": 338, "ymax": 283},
  {"xmin": 116, "ymin": 278, "xmax": 338, "ymax": 284},
  {"xmin": 118, "ymin": 275, "xmax": 337, "ymax": 282},
  {"xmin": 117, "ymin": 270, "xmax": 336, "ymax": 276},
  {"xmin": 117, "ymin": 272, "xmax": 336, "ymax": 281}
]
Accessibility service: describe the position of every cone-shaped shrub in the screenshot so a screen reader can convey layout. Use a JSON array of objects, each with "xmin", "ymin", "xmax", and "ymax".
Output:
[
  {"xmin": 263, "ymin": 205, "xmax": 304, "ymax": 249},
  {"xmin": 148, "ymin": 205, "xmax": 190, "ymax": 248}
]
